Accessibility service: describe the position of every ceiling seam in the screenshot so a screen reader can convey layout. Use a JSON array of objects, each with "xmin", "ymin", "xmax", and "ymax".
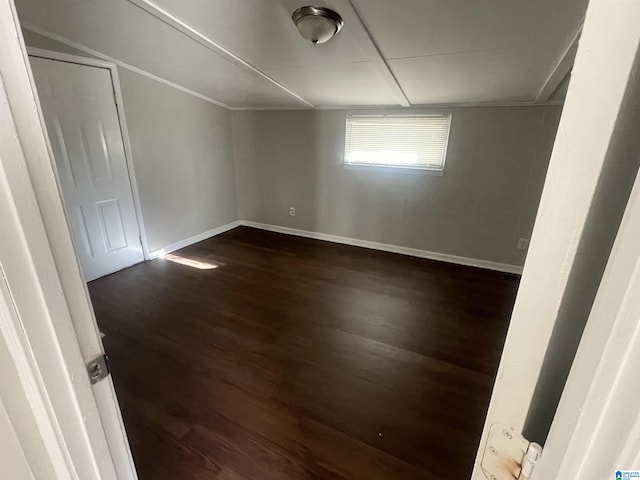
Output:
[
  {"xmin": 20, "ymin": 25, "xmax": 566, "ymax": 112},
  {"xmin": 336, "ymin": 0, "xmax": 411, "ymax": 108},
  {"xmin": 125, "ymin": 0, "xmax": 315, "ymax": 109},
  {"xmin": 233, "ymin": 100, "xmax": 564, "ymax": 111},
  {"xmin": 21, "ymin": 23, "xmax": 241, "ymax": 110},
  {"xmin": 387, "ymin": 46, "xmax": 542, "ymax": 62}
]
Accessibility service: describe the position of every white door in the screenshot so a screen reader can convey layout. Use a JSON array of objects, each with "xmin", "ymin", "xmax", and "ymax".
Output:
[{"xmin": 29, "ymin": 56, "xmax": 144, "ymax": 281}]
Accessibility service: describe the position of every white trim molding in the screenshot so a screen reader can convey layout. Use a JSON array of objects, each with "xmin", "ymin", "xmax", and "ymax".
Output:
[
  {"xmin": 0, "ymin": 267, "xmax": 75, "ymax": 480},
  {"xmin": 0, "ymin": 17, "xmax": 118, "ymax": 474},
  {"xmin": 148, "ymin": 220, "xmax": 242, "ymax": 259},
  {"xmin": 472, "ymin": 0, "xmax": 640, "ymax": 476},
  {"xmin": 235, "ymin": 100, "xmax": 565, "ymax": 112},
  {"xmin": 26, "ymin": 46, "xmax": 152, "ymax": 261},
  {"xmin": 241, "ymin": 221, "xmax": 523, "ymax": 274},
  {"xmin": 20, "ymin": 23, "xmax": 566, "ymax": 112},
  {"xmin": 125, "ymin": 0, "xmax": 314, "ymax": 109},
  {"xmin": 146, "ymin": 219, "xmax": 523, "ymax": 274},
  {"xmin": 538, "ymin": 148, "xmax": 640, "ymax": 480},
  {"xmin": 328, "ymin": 0, "xmax": 411, "ymax": 107},
  {"xmin": 21, "ymin": 23, "xmax": 235, "ymax": 110},
  {"xmin": 27, "ymin": 46, "xmax": 114, "ymax": 69},
  {"xmin": 536, "ymin": 24, "xmax": 582, "ymax": 102}
]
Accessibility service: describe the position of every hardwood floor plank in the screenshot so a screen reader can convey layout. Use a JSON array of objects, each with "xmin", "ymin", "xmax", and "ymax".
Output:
[{"xmin": 89, "ymin": 226, "xmax": 518, "ymax": 479}]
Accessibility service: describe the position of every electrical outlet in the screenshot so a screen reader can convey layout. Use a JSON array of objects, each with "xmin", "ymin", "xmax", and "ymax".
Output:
[
  {"xmin": 289, "ymin": 207, "xmax": 296, "ymax": 217},
  {"xmin": 517, "ymin": 238, "xmax": 530, "ymax": 250}
]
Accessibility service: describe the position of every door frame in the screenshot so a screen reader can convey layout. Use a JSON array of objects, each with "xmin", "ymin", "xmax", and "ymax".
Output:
[
  {"xmin": 471, "ymin": 0, "xmax": 640, "ymax": 477},
  {"xmin": 535, "ymin": 156, "xmax": 640, "ymax": 477},
  {"xmin": 27, "ymin": 46, "xmax": 151, "ymax": 262},
  {"xmin": 3, "ymin": 0, "xmax": 640, "ymax": 479},
  {"xmin": 0, "ymin": 0, "xmax": 137, "ymax": 477},
  {"xmin": 0, "ymin": 48, "xmax": 119, "ymax": 480},
  {"xmin": 0, "ymin": 241, "xmax": 84, "ymax": 480}
]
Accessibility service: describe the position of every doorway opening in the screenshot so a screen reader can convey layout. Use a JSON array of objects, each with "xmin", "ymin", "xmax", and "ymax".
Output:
[{"xmin": 6, "ymin": 0, "xmax": 640, "ymax": 478}]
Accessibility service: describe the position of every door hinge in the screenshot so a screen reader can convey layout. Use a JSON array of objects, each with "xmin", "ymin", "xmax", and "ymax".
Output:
[
  {"xmin": 86, "ymin": 353, "xmax": 111, "ymax": 385},
  {"xmin": 481, "ymin": 424, "xmax": 543, "ymax": 480}
]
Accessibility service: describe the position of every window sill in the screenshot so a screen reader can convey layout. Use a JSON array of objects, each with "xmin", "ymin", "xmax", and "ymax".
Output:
[{"xmin": 343, "ymin": 164, "xmax": 445, "ymax": 176}]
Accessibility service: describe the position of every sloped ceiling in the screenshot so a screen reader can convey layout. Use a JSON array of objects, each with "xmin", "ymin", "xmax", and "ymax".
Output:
[{"xmin": 15, "ymin": 0, "xmax": 589, "ymax": 109}]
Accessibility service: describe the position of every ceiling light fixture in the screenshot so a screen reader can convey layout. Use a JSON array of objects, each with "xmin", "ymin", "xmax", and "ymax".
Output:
[{"xmin": 292, "ymin": 6, "xmax": 344, "ymax": 45}]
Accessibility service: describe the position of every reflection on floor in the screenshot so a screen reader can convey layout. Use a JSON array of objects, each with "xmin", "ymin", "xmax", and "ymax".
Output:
[{"xmin": 89, "ymin": 226, "xmax": 519, "ymax": 479}]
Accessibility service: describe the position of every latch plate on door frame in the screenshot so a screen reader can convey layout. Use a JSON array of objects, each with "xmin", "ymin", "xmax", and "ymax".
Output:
[{"xmin": 86, "ymin": 353, "xmax": 111, "ymax": 384}]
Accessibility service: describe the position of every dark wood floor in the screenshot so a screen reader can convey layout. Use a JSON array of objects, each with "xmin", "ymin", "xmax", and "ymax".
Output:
[{"xmin": 89, "ymin": 227, "xmax": 519, "ymax": 480}]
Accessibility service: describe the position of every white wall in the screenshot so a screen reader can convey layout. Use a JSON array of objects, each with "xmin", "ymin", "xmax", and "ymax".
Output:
[
  {"xmin": 22, "ymin": 29, "xmax": 238, "ymax": 253},
  {"xmin": 233, "ymin": 107, "xmax": 562, "ymax": 267}
]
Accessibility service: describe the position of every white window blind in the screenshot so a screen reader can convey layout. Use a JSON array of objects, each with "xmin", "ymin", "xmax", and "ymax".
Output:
[{"xmin": 344, "ymin": 115, "xmax": 451, "ymax": 171}]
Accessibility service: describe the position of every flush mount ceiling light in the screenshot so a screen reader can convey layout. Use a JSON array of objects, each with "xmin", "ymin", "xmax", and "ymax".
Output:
[{"xmin": 292, "ymin": 6, "xmax": 344, "ymax": 45}]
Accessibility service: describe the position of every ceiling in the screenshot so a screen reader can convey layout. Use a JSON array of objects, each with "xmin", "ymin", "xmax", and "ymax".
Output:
[{"xmin": 15, "ymin": 0, "xmax": 589, "ymax": 109}]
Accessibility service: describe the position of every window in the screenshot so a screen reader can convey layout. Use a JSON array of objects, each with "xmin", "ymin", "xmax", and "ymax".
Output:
[{"xmin": 344, "ymin": 115, "xmax": 451, "ymax": 173}]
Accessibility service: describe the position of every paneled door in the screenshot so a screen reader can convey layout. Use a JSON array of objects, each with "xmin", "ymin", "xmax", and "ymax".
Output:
[{"xmin": 30, "ymin": 56, "xmax": 144, "ymax": 281}]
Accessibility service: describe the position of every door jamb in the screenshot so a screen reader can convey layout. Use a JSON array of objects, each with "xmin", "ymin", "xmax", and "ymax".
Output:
[
  {"xmin": 0, "ymin": 65, "xmax": 118, "ymax": 479},
  {"xmin": 1, "ymin": 3, "xmax": 137, "ymax": 477},
  {"xmin": 0, "ymin": 264, "xmax": 77, "ymax": 479},
  {"xmin": 26, "ymin": 46, "xmax": 151, "ymax": 260}
]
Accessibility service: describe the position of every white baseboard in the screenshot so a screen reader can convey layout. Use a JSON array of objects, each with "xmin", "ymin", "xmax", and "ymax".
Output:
[
  {"xmin": 148, "ymin": 220, "xmax": 242, "ymax": 259},
  {"xmin": 147, "ymin": 219, "xmax": 523, "ymax": 275},
  {"xmin": 240, "ymin": 221, "xmax": 524, "ymax": 275}
]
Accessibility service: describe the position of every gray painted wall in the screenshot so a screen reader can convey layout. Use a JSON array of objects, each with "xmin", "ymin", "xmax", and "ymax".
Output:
[
  {"xmin": 117, "ymin": 70, "xmax": 236, "ymax": 252},
  {"xmin": 233, "ymin": 107, "xmax": 562, "ymax": 266},
  {"xmin": 22, "ymin": 29, "xmax": 238, "ymax": 253},
  {"xmin": 22, "ymin": 28, "xmax": 562, "ymax": 267}
]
